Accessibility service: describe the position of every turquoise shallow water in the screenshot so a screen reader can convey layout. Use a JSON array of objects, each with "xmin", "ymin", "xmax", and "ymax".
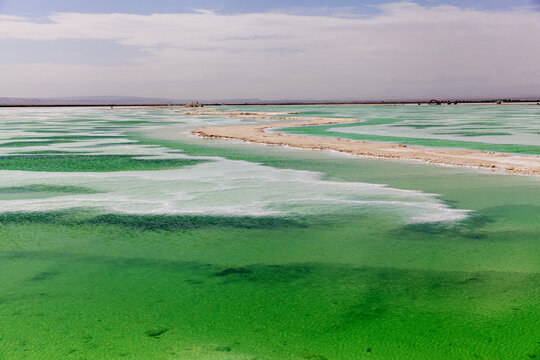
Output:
[{"xmin": 0, "ymin": 106, "xmax": 539, "ymax": 359}]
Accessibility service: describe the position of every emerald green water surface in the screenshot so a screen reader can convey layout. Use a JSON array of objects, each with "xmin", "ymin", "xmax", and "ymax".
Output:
[{"xmin": 0, "ymin": 106, "xmax": 538, "ymax": 359}]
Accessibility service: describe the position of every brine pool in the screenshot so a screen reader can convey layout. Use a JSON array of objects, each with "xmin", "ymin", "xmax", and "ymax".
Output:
[
  {"xmin": 0, "ymin": 105, "xmax": 538, "ymax": 359},
  {"xmin": 277, "ymin": 104, "xmax": 540, "ymax": 155}
]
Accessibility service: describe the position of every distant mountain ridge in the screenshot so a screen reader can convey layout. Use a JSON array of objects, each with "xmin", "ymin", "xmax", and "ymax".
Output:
[
  {"xmin": 0, "ymin": 96, "xmax": 263, "ymax": 106},
  {"xmin": 1, "ymin": 96, "xmax": 538, "ymax": 106}
]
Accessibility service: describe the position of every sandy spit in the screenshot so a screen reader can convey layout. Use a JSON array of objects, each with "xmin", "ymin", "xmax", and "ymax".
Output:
[{"xmin": 192, "ymin": 118, "xmax": 540, "ymax": 176}]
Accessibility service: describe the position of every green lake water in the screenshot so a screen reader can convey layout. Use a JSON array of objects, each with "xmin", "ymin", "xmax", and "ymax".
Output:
[{"xmin": 0, "ymin": 106, "xmax": 538, "ymax": 359}]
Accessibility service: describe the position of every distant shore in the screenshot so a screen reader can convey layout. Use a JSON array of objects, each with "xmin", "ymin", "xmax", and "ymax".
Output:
[
  {"xmin": 191, "ymin": 112, "xmax": 540, "ymax": 176},
  {"xmin": 1, "ymin": 100, "xmax": 539, "ymax": 108}
]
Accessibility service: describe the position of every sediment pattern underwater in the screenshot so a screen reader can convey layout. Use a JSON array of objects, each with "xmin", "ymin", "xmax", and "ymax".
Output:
[{"xmin": 0, "ymin": 105, "xmax": 539, "ymax": 359}]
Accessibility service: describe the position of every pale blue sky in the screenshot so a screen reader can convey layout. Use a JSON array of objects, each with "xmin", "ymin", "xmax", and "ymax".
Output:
[
  {"xmin": 1, "ymin": 0, "xmax": 537, "ymax": 16},
  {"xmin": 1, "ymin": 1, "xmax": 539, "ymax": 100}
]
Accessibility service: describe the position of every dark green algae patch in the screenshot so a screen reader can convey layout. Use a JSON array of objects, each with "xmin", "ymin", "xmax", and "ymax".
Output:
[
  {"xmin": 0, "ymin": 140, "xmax": 68, "ymax": 147},
  {"xmin": 0, "ymin": 154, "xmax": 206, "ymax": 172},
  {"xmin": 11, "ymin": 135, "xmax": 125, "ymax": 141},
  {"xmin": 0, "ymin": 185, "xmax": 98, "ymax": 195},
  {"xmin": 0, "ymin": 185, "xmax": 100, "ymax": 200},
  {"xmin": 0, "ymin": 211, "xmax": 307, "ymax": 230}
]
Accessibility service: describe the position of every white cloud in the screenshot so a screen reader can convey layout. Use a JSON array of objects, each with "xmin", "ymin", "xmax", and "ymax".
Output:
[
  {"xmin": 0, "ymin": 15, "xmax": 26, "ymax": 21},
  {"xmin": 0, "ymin": 2, "xmax": 539, "ymax": 99}
]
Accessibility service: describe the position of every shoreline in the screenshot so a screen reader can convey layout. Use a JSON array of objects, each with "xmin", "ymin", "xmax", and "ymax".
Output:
[
  {"xmin": 191, "ymin": 117, "xmax": 540, "ymax": 176},
  {"xmin": 2, "ymin": 100, "xmax": 540, "ymax": 108}
]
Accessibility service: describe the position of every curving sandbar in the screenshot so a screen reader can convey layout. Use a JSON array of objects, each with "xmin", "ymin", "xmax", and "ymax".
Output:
[{"xmin": 192, "ymin": 118, "xmax": 540, "ymax": 176}]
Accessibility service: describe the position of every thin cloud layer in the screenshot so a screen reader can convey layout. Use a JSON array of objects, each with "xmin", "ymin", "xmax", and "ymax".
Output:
[{"xmin": 1, "ymin": 2, "xmax": 539, "ymax": 99}]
